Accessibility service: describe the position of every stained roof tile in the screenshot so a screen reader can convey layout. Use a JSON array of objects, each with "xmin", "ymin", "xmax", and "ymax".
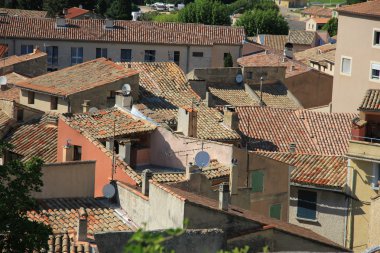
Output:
[
  {"xmin": 301, "ymin": 6, "xmax": 333, "ymax": 17},
  {"xmin": 0, "ymin": 8, "xmax": 47, "ymax": 18},
  {"xmin": 65, "ymin": 7, "xmax": 89, "ymax": 19},
  {"xmin": 359, "ymin": 89, "xmax": 380, "ymax": 111},
  {"xmin": 337, "ymin": 0, "xmax": 380, "ymax": 18}
]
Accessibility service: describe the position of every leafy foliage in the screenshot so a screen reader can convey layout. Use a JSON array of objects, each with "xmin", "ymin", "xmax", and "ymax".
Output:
[
  {"xmin": 106, "ymin": 0, "xmax": 133, "ymax": 20},
  {"xmin": 0, "ymin": 142, "xmax": 52, "ymax": 252},
  {"xmin": 322, "ymin": 17, "xmax": 338, "ymax": 37},
  {"xmin": 178, "ymin": 0, "xmax": 231, "ymax": 25},
  {"xmin": 43, "ymin": 0, "xmax": 68, "ymax": 16},
  {"xmin": 153, "ymin": 12, "xmax": 179, "ymax": 22},
  {"xmin": 96, "ymin": 0, "xmax": 109, "ymax": 15},
  {"xmin": 346, "ymin": 0, "xmax": 365, "ymax": 4}
]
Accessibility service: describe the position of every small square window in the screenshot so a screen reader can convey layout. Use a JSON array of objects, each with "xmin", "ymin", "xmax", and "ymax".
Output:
[
  {"xmin": 247, "ymin": 71, "xmax": 253, "ymax": 79},
  {"xmin": 73, "ymin": 145, "xmax": 82, "ymax": 161},
  {"xmin": 28, "ymin": 91, "xmax": 35, "ymax": 104},
  {"xmin": 371, "ymin": 63, "xmax": 380, "ymax": 80},
  {"xmin": 374, "ymin": 31, "xmax": 380, "ymax": 46},
  {"xmin": 341, "ymin": 57, "xmax": 352, "ymax": 75},
  {"xmin": 96, "ymin": 48, "xmax": 107, "ymax": 58},
  {"xmin": 192, "ymin": 52, "xmax": 203, "ymax": 57},
  {"xmin": 144, "ymin": 50, "xmax": 156, "ymax": 62}
]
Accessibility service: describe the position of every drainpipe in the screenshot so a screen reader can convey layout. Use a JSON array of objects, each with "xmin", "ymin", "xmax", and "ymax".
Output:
[
  {"xmin": 345, "ymin": 159, "xmax": 352, "ymax": 249},
  {"xmin": 186, "ymin": 45, "xmax": 190, "ymax": 73}
]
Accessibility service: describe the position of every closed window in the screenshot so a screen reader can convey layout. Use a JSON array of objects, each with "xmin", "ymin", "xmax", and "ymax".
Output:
[
  {"xmin": 341, "ymin": 57, "xmax": 352, "ymax": 75},
  {"xmin": 96, "ymin": 48, "xmax": 107, "ymax": 58},
  {"xmin": 16, "ymin": 109, "xmax": 23, "ymax": 122},
  {"xmin": 193, "ymin": 52, "xmax": 203, "ymax": 57},
  {"xmin": 372, "ymin": 163, "xmax": 380, "ymax": 189},
  {"xmin": 121, "ymin": 49, "xmax": 132, "ymax": 62},
  {"xmin": 50, "ymin": 96, "xmax": 58, "ymax": 110},
  {"xmin": 21, "ymin": 45, "xmax": 33, "ymax": 55},
  {"xmin": 28, "ymin": 91, "xmax": 35, "ymax": 104},
  {"xmin": 144, "ymin": 50, "xmax": 156, "ymax": 62},
  {"xmin": 247, "ymin": 71, "xmax": 253, "ymax": 79},
  {"xmin": 251, "ymin": 170, "xmax": 264, "ymax": 192},
  {"xmin": 174, "ymin": 51, "xmax": 180, "ymax": 66},
  {"xmin": 46, "ymin": 46, "xmax": 58, "ymax": 67},
  {"xmin": 297, "ymin": 190, "xmax": 317, "ymax": 220},
  {"xmin": 73, "ymin": 145, "xmax": 82, "ymax": 161},
  {"xmin": 71, "ymin": 47, "xmax": 83, "ymax": 65},
  {"xmin": 371, "ymin": 62, "xmax": 380, "ymax": 80},
  {"xmin": 270, "ymin": 204, "xmax": 281, "ymax": 220},
  {"xmin": 374, "ymin": 30, "xmax": 380, "ymax": 46}
]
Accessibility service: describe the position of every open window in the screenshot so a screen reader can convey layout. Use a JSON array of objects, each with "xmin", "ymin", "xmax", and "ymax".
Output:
[{"xmin": 297, "ymin": 190, "xmax": 317, "ymax": 221}]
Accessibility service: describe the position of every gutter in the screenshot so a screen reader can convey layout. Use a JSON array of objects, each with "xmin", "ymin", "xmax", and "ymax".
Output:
[{"xmin": 290, "ymin": 182, "xmax": 344, "ymax": 193}]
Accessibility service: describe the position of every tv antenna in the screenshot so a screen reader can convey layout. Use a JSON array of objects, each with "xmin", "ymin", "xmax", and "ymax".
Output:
[
  {"xmin": 194, "ymin": 151, "xmax": 210, "ymax": 168},
  {"xmin": 122, "ymin": 84, "xmax": 131, "ymax": 96}
]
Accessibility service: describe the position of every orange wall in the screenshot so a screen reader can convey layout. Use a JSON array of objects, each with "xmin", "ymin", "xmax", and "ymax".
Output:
[{"xmin": 57, "ymin": 119, "xmax": 136, "ymax": 197}]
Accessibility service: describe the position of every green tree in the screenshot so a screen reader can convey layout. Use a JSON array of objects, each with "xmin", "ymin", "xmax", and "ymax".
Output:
[
  {"xmin": 43, "ymin": 0, "xmax": 68, "ymax": 17},
  {"xmin": 106, "ymin": 0, "xmax": 132, "ymax": 20},
  {"xmin": 346, "ymin": 0, "xmax": 365, "ymax": 4},
  {"xmin": 224, "ymin": 52, "xmax": 233, "ymax": 67},
  {"xmin": 178, "ymin": 0, "xmax": 231, "ymax": 25},
  {"xmin": 96, "ymin": 0, "xmax": 108, "ymax": 15},
  {"xmin": 153, "ymin": 13, "xmax": 179, "ymax": 22},
  {"xmin": 235, "ymin": 9, "xmax": 288, "ymax": 36},
  {"xmin": 0, "ymin": 142, "xmax": 52, "ymax": 252},
  {"xmin": 322, "ymin": 17, "xmax": 338, "ymax": 37},
  {"xmin": 17, "ymin": 0, "xmax": 43, "ymax": 9}
]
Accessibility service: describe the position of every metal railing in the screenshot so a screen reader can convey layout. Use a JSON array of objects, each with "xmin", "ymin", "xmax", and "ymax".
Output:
[{"xmin": 351, "ymin": 135, "xmax": 380, "ymax": 143}]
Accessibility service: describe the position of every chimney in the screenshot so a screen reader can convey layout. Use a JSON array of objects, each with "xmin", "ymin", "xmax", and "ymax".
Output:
[
  {"xmin": 141, "ymin": 169, "xmax": 153, "ymax": 196},
  {"xmin": 289, "ymin": 143, "xmax": 296, "ymax": 153},
  {"xmin": 219, "ymin": 182, "xmax": 229, "ymax": 211},
  {"xmin": 115, "ymin": 90, "xmax": 133, "ymax": 110},
  {"xmin": 56, "ymin": 17, "xmax": 66, "ymax": 28},
  {"xmin": 223, "ymin": 106, "xmax": 239, "ymax": 131},
  {"xmin": 177, "ymin": 107, "xmax": 197, "ymax": 137},
  {"xmin": 63, "ymin": 140, "xmax": 74, "ymax": 162},
  {"xmin": 105, "ymin": 18, "xmax": 114, "ymax": 29},
  {"xmin": 118, "ymin": 139, "xmax": 131, "ymax": 164},
  {"xmin": 77, "ymin": 207, "xmax": 88, "ymax": 241},
  {"xmin": 82, "ymin": 100, "xmax": 90, "ymax": 113},
  {"xmin": 205, "ymin": 91, "xmax": 213, "ymax": 107},
  {"xmin": 186, "ymin": 162, "xmax": 199, "ymax": 180},
  {"xmin": 229, "ymin": 159, "xmax": 238, "ymax": 195}
]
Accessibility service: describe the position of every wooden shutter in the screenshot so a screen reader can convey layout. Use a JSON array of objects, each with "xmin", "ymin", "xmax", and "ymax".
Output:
[
  {"xmin": 251, "ymin": 170, "xmax": 264, "ymax": 192},
  {"xmin": 270, "ymin": 204, "xmax": 281, "ymax": 220}
]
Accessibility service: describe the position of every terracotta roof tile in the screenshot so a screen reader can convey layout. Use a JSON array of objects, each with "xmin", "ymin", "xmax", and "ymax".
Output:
[
  {"xmin": 254, "ymin": 151, "xmax": 346, "ymax": 189},
  {"xmin": 288, "ymin": 30, "xmax": 316, "ymax": 45},
  {"xmin": 1, "ymin": 16, "xmax": 245, "ymax": 46},
  {"xmin": 301, "ymin": 6, "xmax": 333, "ymax": 17},
  {"xmin": 65, "ymin": 7, "xmax": 89, "ymax": 19},
  {"xmin": 0, "ymin": 49, "xmax": 46, "ymax": 69},
  {"xmin": 259, "ymin": 35, "xmax": 288, "ymax": 52},
  {"xmin": 312, "ymin": 17, "xmax": 330, "ymax": 24},
  {"xmin": 0, "ymin": 72, "xmax": 28, "ymax": 102},
  {"xmin": 359, "ymin": 89, "xmax": 380, "ymax": 111},
  {"xmin": 6, "ymin": 114, "xmax": 58, "ymax": 163},
  {"xmin": 337, "ymin": 0, "xmax": 380, "ymax": 17},
  {"xmin": 16, "ymin": 58, "xmax": 138, "ymax": 96},
  {"xmin": 0, "ymin": 44, "xmax": 7, "ymax": 58},
  {"xmin": 208, "ymin": 87, "xmax": 258, "ymax": 106},
  {"xmin": 0, "ymin": 8, "xmax": 47, "ymax": 18},
  {"xmin": 294, "ymin": 43, "xmax": 336, "ymax": 65},
  {"xmin": 236, "ymin": 106, "xmax": 356, "ymax": 155}
]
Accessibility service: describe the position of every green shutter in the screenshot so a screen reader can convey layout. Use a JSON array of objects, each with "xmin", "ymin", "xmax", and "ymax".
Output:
[
  {"xmin": 270, "ymin": 204, "xmax": 282, "ymax": 220},
  {"xmin": 251, "ymin": 170, "xmax": 264, "ymax": 192}
]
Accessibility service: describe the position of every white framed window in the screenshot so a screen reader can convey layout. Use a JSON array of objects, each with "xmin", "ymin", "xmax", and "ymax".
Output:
[
  {"xmin": 340, "ymin": 56, "xmax": 352, "ymax": 76},
  {"xmin": 71, "ymin": 47, "xmax": 83, "ymax": 65},
  {"xmin": 370, "ymin": 61, "xmax": 380, "ymax": 82},
  {"xmin": 373, "ymin": 29, "xmax": 380, "ymax": 47}
]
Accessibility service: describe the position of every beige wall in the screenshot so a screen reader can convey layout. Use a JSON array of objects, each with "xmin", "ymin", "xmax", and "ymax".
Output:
[
  {"xmin": 20, "ymin": 89, "xmax": 69, "ymax": 113},
  {"xmin": 306, "ymin": 19, "xmax": 318, "ymax": 32},
  {"xmin": 32, "ymin": 160, "xmax": 95, "ymax": 199},
  {"xmin": 5, "ymin": 39, "xmax": 242, "ymax": 74},
  {"xmin": 0, "ymin": 52, "xmax": 47, "ymax": 77},
  {"xmin": 332, "ymin": 14, "xmax": 380, "ymax": 113},
  {"xmin": 369, "ymin": 195, "xmax": 380, "ymax": 248}
]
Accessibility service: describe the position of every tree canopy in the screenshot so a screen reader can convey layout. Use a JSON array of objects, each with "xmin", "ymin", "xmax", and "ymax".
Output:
[
  {"xmin": 0, "ymin": 142, "xmax": 52, "ymax": 252},
  {"xmin": 322, "ymin": 17, "xmax": 338, "ymax": 37},
  {"xmin": 106, "ymin": 0, "xmax": 133, "ymax": 20},
  {"xmin": 178, "ymin": 0, "xmax": 231, "ymax": 25}
]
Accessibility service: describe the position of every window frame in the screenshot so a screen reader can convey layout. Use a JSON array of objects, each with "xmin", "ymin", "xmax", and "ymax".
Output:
[
  {"xmin": 192, "ymin": 52, "xmax": 204, "ymax": 57},
  {"xmin": 73, "ymin": 145, "xmax": 82, "ymax": 161},
  {"xmin": 96, "ymin": 48, "xmax": 108, "ymax": 59},
  {"xmin": 372, "ymin": 163, "xmax": 380, "ymax": 190},
  {"xmin": 50, "ymin": 96, "xmax": 58, "ymax": 110},
  {"xmin": 21, "ymin": 44, "xmax": 33, "ymax": 55},
  {"xmin": 46, "ymin": 46, "xmax": 58, "ymax": 67},
  {"xmin": 121, "ymin": 49, "xmax": 132, "ymax": 62},
  {"xmin": 296, "ymin": 189, "xmax": 318, "ymax": 221},
  {"xmin": 144, "ymin": 50, "xmax": 156, "ymax": 62},
  {"xmin": 27, "ymin": 91, "xmax": 35, "ymax": 104},
  {"xmin": 251, "ymin": 170, "xmax": 264, "ymax": 193},
  {"xmin": 369, "ymin": 61, "xmax": 380, "ymax": 83},
  {"xmin": 340, "ymin": 56, "xmax": 352, "ymax": 76},
  {"xmin": 71, "ymin": 47, "xmax": 83, "ymax": 65},
  {"xmin": 373, "ymin": 28, "xmax": 380, "ymax": 48},
  {"xmin": 174, "ymin": 51, "xmax": 180, "ymax": 66}
]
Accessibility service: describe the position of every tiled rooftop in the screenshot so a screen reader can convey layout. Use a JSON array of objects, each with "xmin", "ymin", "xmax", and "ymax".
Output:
[
  {"xmin": 0, "ymin": 109, "xmax": 13, "ymax": 133},
  {"xmin": 242, "ymin": 42, "xmax": 266, "ymax": 56},
  {"xmin": 359, "ymin": 89, "xmax": 380, "ymax": 111},
  {"xmin": 208, "ymin": 87, "xmax": 259, "ymax": 106},
  {"xmin": 43, "ymin": 233, "xmax": 94, "ymax": 253},
  {"xmin": 0, "ymin": 49, "xmax": 46, "ymax": 69},
  {"xmin": 65, "ymin": 7, "xmax": 89, "ymax": 19},
  {"xmin": 294, "ymin": 43, "xmax": 336, "ymax": 65},
  {"xmin": 301, "ymin": 6, "xmax": 333, "ymax": 17},
  {"xmin": 254, "ymin": 151, "xmax": 346, "ymax": 189},
  {"xmin": 118, "ymin": 62, "xmax": 240, "ymax": 141},
  {"xmin": 6, "ymin": 114, "xmax": 58, "ymax": 163},
  {"xmin": 236, "ymin": 106, "xmax": 356, "ymax": 155},
  {"xmin": 0, "ymin": 8, "xmax": 47, "ymax": 18},
  {"xmin": 258, "ymin": 34, "xmax": 288, "ymax": 52},
  {"xmin": 337, "ymin": 0, "xmax": 380, "ymax": 17},
  {"xmin": 27, "ymin": 198, "xmax": 134, "ymax": 235},
  {"xmin": 0, "ymin": 72, "xmax": 29, "ymax": 102},
  {"xmin": 288, "ymin": 30, "xmax": 316, "ymax": 45},
  {"xmin": 237, "ymin": 52, "xmax": 311, "ymax": 78},
  {"xmin": 16, "ymin": 58, "xmax": 138, "ymax": 96},
  {"xmin": 62, "ymin": 107, "xmax": 156, "ymax": 140},
  {"xmin": 1, "ymin": 16, "xmax": 245, "ymax": 46},
  {"xmin": 0, "ymin": 44, "xmax": 7, "ymax": 58},
  {"xmin": 311, "ymin": 17, "xmax": 330, "ymax": 24}
]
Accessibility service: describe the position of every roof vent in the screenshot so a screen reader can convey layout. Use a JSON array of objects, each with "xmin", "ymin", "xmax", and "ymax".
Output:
[
  {"xmin": 56, "ymin": 17, "xmax": 66, "ymax": 28},
  {"xmin": 105, "ymin": 19, "xmax": 114, "ymax": 29}
]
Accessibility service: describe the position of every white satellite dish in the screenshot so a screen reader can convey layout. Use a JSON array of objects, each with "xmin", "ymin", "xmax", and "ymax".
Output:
[
  {"xmin": 195, "ymin": 151, "xmax": 210, "ymax": 168},
  {"xmin": 122, "ymin": 84, "xmax": 131, "ymax": 96},
  {"xmin": 235, "ymin": 74, "xmax": 243, "ymax": 84},
  {"xmin": 103, "ymin": 184, "xmax": 116, "ymax": 199},
  {"xmin": 0, "ymin": 76, "xmax": 7, "ymax": 85},
  {"xmin": 89, "ymin": 107, "xmax": 98, "ymax": 115}
]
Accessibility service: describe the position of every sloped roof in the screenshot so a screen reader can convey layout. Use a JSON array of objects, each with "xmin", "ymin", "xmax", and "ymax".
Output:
[
  {"xmin": 288, "ymin": 30, "xmax": 316, "ymax": 45},
  {"xmin": 0, "ymin": 8, "xmax": 47, "ymax": 18},
  {"xmin": 118, "ymin": 62, "xmax": 240, "ymax": 141},
  {"xmin": 208, "ymin": 87, "xmax": 259, "ymax": 106},
  {"xmin": 0, "ymin": 49, "xmax": 46, "ymax": 69},
  {"xmin": 259, "ymin": 34, "xmax": 288, "ymax": 52},
  {"xmin": 1, "ymin": 16, "xmax": 245, "ymax": 46},
  {"xmin": 254, "ymin": 151, "xmax": 346, "ymax": 189},
  {"xmin": 62, "ymin": 107, "xmax": 156, "ymax": 140},
  {"xmin": 0, "ymin": 72, "xmax": 29, "ymax": 102},
  {"xmin": 337, "ymin": 0, "xmax": 380, "ymax": 18},
  {"xmin": 294, "ymin": 43, "xmax": 336, "ymax": 65},
  {"xmin": 6, "ymin": 114, "xmax": 58, "ymax": 163},
  {"xmin": 65, "ymin": 7, "xmax": 89, "ymax": 19},
  {"xmin": 359, "ymin": 89, "xmax": 380, "ymax": 111},
  {"xmin": 236, "ymin": 106, "xmax": 356, "ymax": 155},
  {"xmin": 16, "ymin": 58, "xmax": 138, "ymax": 96},
  {"xmin": 311, "ymin": 17, "xmax": 330, "ymax": 24},
  {"xmin": 301, "ymin": 6, "xmax": 333, "ymax": 17}
]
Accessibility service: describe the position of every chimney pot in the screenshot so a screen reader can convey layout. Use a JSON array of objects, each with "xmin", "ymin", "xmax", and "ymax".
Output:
[
  {"xmin": 289, "ymin": 143, "xmax": 296, "ymax": 153},
  {"xmin": 219, "ymin": 182, "xmax": 229, "ymax": 211},
  {"xmin": 142, "ymin": 169, "xmax": 153, "ymax": 196},
  {"xmin": 105, "ymin": 18, "xmax": 114, "ymax": 29},
  {"xmin": 77, "ymin": 207, "xmax": 87, "ymax": 241}
]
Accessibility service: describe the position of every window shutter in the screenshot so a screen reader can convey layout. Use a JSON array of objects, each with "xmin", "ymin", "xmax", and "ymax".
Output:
[
  {"xmin": 270, "ymin": 204, "xmax": 281, "ymax": 220},
  {"xmin": 251, "ymin": 171, "xmax": 264, "ymax": 192}
]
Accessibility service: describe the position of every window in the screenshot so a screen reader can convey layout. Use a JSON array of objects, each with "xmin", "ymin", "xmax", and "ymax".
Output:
[
  {"xmin": 341, "ymin": 57, "xmax": 352, "ymax": 75},
  {"xmin": 192, "ymin": 52, "xmax": 203, "ymax": 57},
  {"xmin": 121, "ymin": 49, "xmax": 132, "ymax": 62},
  {"xmin": 73, "ymin": 145, "xmax": 82, "ymax": 161},
  {"xmin": 16, "ymin": 109, "xmax": 23, "ymax": 122},
  {"xmin": 270, "ymin": 204, "xmax": 281, "ymax": 220},
  {"xmin": 50, "ymin": 96, "xmax": 58, "ymax": 110},
  {"xmin": 71, "ymin": 47, "xmax": 83, "ymax": 65},
  {"xmin": 374, "ymin": 30, "xmax": 380, "ymax": 46},
  {"xmin": 21, "ymin": 45, "xmax": 33, "ymax": 55},
  {"xmin": 144, "ymin": 50, "xmax": 156, "ymax": 62},
  {"xmin": 109, "ymin": 90, "xmax": 116, "ymax": 99},
  {"xmin": 251, "ymin": 170, "xmax": 264, "ymax": 192},
  {"xmin": 297, "ymin": 190, "xmax": 317, "ymax": 220},
  {"xmin": 247, "ymin": 71, "xmax": 253, "ymax": 79},
  {"xmin": 372, "ymin": 163, "xmax": 380, "ymax": 189},
  {"xmin": 28, "ymin": 91, "xmax": 35, "ymax": 104},
  {"xmin": 96, "ymin": 48, "xmax": 107, "ymax": 58},
  {"xmin": 46, "ymin": 46, "xmax": 58, "ymax": 67},
  {"xmin": 371, "ymin": 62, "xmax": 380, "ymax": 80},
  {"xmin": 174, "ymin": 51, "xmax": 180, "ymax": 66}
]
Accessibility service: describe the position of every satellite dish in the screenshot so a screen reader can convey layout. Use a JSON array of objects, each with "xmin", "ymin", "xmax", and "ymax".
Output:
[
  {"xmin": 235, "ymin": 74, "xmax": 243, "ymax": 84},
  {"xmin": 122, "ymin": 84, "xmax": 131, "ymax": 96},
  {"xmin": 0, "ymin": 76, "xmax": 7, "ymax": 85},
  {"xmin": 103, "ymin": 184, "xmax": 116, "ymax": 199},
  {"xmin": 195, "ymin": 151, "xmax": 210, "ymax": 167},
  {"xmin": 89, "ymin": 107, "xmax": 98, "ymax": 115}
]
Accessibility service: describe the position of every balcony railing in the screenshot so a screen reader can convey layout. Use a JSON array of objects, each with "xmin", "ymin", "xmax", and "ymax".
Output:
[{"xmin": 351, "ymin": 135, "xmax": 380, "ymax": 144}]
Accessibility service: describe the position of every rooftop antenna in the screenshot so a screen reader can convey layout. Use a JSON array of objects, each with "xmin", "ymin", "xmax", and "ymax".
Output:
[
  {"xmin": 122, "ymin": 83, "xmax": 131, "ymax": 96},
  {"xmin": 259, "ymin": 76, "xmax": 264, "ymax": 107},
  {"xmin": 194, "ymin": 150, "xmax": 210, "ymax": 168},
  {"xmin": 89, "ymin": 107, "xmax": 98, "ymax": 115}
]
